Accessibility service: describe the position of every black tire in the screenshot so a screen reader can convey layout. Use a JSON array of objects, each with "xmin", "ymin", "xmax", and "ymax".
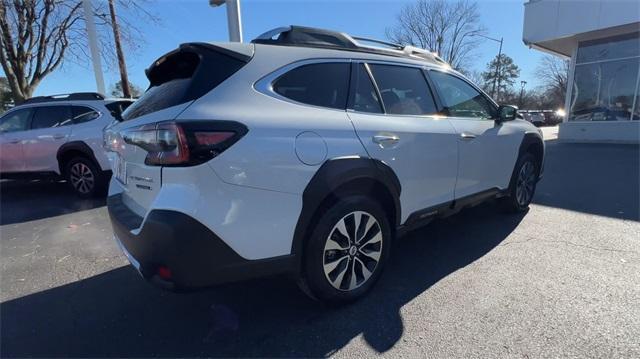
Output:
[
  {"xmin": 499, "ymin": 152, "xmax": 538, "ymax": 213},
  {"xmin": 64, "ymin": 156, "xmax": 105, "ymax": 199},
  {"xmin": 299, "ymin": 195, "xmax": 392, "ymax": 305}
]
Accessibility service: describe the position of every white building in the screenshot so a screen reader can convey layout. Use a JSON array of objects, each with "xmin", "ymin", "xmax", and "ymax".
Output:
[{"xmin": 523, "ymin": 0, "xmax": 639, "ymax": 143}]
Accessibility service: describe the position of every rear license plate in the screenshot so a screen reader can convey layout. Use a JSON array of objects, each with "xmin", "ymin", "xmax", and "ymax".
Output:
[{"xmin": 114, "ymin": 153, "xmax": 127, "ymax": 184}]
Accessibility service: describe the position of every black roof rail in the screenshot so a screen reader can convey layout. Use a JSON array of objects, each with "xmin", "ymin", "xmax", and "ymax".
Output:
[
  {"xmin": 252, "ymin": 25, "xmax": 448, "ymax": 66},
  {"xmin": 22, "ymin": 92, "xmax": 105, "ymax": 105}
]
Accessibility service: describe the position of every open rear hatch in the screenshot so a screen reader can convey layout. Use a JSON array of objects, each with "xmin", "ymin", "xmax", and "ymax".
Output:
[{"xmin": 105, "ymin": 42, "xmax": 253, "ymax": 217}]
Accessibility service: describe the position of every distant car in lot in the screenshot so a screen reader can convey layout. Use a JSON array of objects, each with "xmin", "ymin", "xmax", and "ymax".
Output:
[
  {"xmin": 0, "ymin": 93, "xmax": 133, "ymax": 197},
  {"xmin": 105, "ymin": 26, "xmax": 544, "ymax": 304},
  {"xmin": 528, "ymin": 112, "xmax": 546, "ymax": 126}
]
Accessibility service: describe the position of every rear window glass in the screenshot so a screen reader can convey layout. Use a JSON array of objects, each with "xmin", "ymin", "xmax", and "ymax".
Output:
[
  {"xmin": 31, "ymin": 106, "xmax": 72, "ymax": 129},
  {"xmin": 72, "ymin": 106, "xmax": 100, "ymax": 124},
  {"xmin": 273, "ymin": 63, "xmax": 350, "ymax": 110},
  {"xmin": 122, "ymin": 50, "xmax": 247, "ymax": 121}
]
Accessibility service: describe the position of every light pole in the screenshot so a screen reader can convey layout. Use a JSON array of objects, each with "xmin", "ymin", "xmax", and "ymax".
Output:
[
  {"xmin": 210, "ymin": 0, "xmax": 243, "ymax": 42},
  {"xmin": 82, "ymin": 0, "xmax": 106, "ymax": 95},
  {"xmin": 519, "ymin": 80, "xmax": 527, "ymax": 109},
  {"xmin": 472, "ymin": 33, "xmax": 503, "ymax": 100}
]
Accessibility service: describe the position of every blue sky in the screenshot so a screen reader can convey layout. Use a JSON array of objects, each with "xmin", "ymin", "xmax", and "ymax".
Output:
[{"xmin": 23, "ymin": 0, "xmax": 546, "ymax": 96}]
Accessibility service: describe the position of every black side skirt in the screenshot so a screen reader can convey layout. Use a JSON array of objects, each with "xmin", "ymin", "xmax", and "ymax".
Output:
[{"xmin": 399, "ymin": 188, "xmax": 503, "ymax": 235}]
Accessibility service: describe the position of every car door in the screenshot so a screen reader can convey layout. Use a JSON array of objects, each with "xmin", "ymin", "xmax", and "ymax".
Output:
[
  {"xmin": 427, "ymin": 70, "xmax": 522, "ymax": 199},
  {"xmin": 23, "ymin": 105, "xmax": 73, "ymax": 173},
  {"xmin": 347, "ymin": 63, "xmax": 459, "ymax": 224},
  {"xmin": 0, "ymin": 107, "xmax": 34, "ymax": 173}
]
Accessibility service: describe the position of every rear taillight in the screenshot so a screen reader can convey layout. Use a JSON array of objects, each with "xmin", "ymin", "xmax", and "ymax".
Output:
[{"xmin": 121, "ymin": 121, "xmax": 247, "ymax": 166}]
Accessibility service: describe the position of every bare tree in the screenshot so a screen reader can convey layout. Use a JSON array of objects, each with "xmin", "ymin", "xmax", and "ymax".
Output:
[
  {"xmin": 536, "ymin": 54, "xmax": 569, "ymax": 104},
  {"xmin": 463, "ymin": 69, "xmax": 489, "ymax": 91},
  {"xmin": 386, "ymin": 0, "xmax": 487, "ymax": 71},
  {"xmin": 0, "ymin": 0, "xmax": 157, "ymax": 104},
  {"xmin": 0, "ymin": 0, "xmax": 83, "ymax": 103}
]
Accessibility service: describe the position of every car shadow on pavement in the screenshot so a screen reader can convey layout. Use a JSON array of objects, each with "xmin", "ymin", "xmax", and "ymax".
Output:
[
  {"xmin": 1, "ymin": 203, "xmax": 525, "ymax": 358},
  {"xmin": 533, "ymin": 141, "xmax": 639, "ymax": 221},
  {"xmin": 0, "ymin": 180, "xmax": 105, "ymax": 225}
]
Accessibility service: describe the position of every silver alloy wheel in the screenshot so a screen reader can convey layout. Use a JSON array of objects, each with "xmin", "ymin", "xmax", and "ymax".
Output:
[
  {"xmin": 323, "ymin": 211, "xmax": 383, "ymax": 291},
  {"xmin": 69, "ymin": 162, "xmax": 95, "ymax": 194},
  {"xmin": 515, "ymin": 161, "xmax": 536, "ymax": 206}
]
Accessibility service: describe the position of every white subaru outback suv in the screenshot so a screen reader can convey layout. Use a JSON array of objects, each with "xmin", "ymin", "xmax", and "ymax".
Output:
[
  {"xmin": 0, "ymin": 93, "xmax": 133, "ymax": 197},
  {"xmin": 105, "ymin": 26, "xmax": 544, "ymax": 304}
]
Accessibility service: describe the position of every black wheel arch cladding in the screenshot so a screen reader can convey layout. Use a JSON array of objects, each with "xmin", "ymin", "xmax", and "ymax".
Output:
[
  {"xmin": 518, "ymin": 132, "xmax": 544, "ymax": 175},
  {"xmin": 291, "ymin": 157, "xmax": 401, "ymax": 271},
  {"xmin": 57, "ymin": 141, "xmax": 100, "ymax": 174}
]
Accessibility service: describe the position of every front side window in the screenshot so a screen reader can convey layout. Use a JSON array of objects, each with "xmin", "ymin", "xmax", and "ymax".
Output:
[
  {"xmin": 429, "ymin": 71, "xmax": 496, "ymax": 119},
  {"xmin": 273, "ymin": 63, "xmax": 350, "ymax": 110},
  {"xmin": 0, "ymin": 108, "xmax": 33, "ymax": 133},
  {"xmin": 368, "ymin": 64, "xmax": 437, "ymax": 116},
  {"xmin": 351, "ymin": 64, "xmax": 383, "ymax": 114},
  {"xmin": 72, "ymin": 106, "xmax": 100, "ymax": 124},
  {"xmin": 31, "ymin": 106, "xmax": 72, "ymax": 129}
]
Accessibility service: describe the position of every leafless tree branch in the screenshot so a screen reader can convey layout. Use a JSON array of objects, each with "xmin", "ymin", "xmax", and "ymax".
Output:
[
  {"xmin": 386, "ymin": 0, "xmax": 487, "ymax": 72},
  {"xmin": 0, "ymin": 0, "xmax": 158, "ymax": 103}
]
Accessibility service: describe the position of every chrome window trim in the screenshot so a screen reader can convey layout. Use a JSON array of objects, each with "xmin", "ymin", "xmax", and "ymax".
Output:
[
  {"xmin": 69, "ymin": 104, "xmax": 104, "ymax": 124},
  {"xmin": 254, "ymin": 57, "xmax": 450, "ymax": 113},
  {"xmin": 1, "ymin": 103, "xmax": 104, "ymax": 126}
]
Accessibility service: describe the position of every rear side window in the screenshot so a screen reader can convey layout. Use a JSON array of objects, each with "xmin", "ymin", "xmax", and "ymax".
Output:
[
  {"xmin": 351, "ymin": 64, "xmax": 383, "ymax": 114},
  {"xmin": 123, "ymin": 49, "xmax": 247, "ymax": 121},
  {"xmin": 273, "ymin": 63, "xmax": 350, "ymax": 110},
  {"xmin": 31, "ymin": 106, "xmax": 72, "ymax": 129},
  {"xmin": 369, "ymin": 64, "xmax": 437, "ymax": 116},
  {"xmin": 72, "ymin": 106, "xmax": 100, "ymax": 124},
  {"xmin": 0, "ymin": 108, "xmax": 33, "ymax": 133}
]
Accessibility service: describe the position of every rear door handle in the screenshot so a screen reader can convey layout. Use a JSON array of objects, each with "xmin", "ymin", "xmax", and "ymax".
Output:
[
  {"xmin": 9, "ymin": 139, "xmax": 21, "ymax": 144},
  {"xmin": 460, "ymin": 133, "xmax": 477, "ymax": 140},
  {"xmin": 52, "ymin": 134, "xmax": 66, "ymax": 140},
  {"xmin": 373, "ymin": 135, "xmax": 400, "ymax": 146}
]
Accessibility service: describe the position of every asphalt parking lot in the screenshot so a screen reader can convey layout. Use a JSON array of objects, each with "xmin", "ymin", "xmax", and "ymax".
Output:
[{"xmin": 1, "ymin": 129, "xmax": 639, "ymax": 358}]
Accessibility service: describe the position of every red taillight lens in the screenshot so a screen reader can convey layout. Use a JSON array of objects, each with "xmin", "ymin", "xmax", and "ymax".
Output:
[
  {"xmin": 157, "ymin": 266, "xmax": 172, "ymax": 280},
  {"xmin": 121, "ymin": 121, "xmax": 247, "ymax": 166},
  {"xmin": 194, "ymin": 131, "xmax": 234, "ymax": 146},
  {"xmin": 145, "ymin": 122, "xmax": 190, "ymax": 165}
]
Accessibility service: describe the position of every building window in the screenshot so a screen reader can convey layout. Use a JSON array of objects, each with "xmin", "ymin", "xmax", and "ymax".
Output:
[{"xmin": 570, "ymin": 33, "xmax": 640, "ymax": 121}]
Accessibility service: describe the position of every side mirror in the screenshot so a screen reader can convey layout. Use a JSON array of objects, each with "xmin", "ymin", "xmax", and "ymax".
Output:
[{"xmin": 497, "ymin": 105, "xmax": 518, "ymax": 122}]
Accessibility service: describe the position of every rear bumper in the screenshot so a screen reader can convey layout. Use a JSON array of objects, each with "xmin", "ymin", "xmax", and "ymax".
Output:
[{"xmin": 107, "ymin": 194, "xmax": 295, "ymax": 290}]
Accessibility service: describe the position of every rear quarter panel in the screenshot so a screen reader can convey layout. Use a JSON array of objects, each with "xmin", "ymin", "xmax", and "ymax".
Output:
[{"xmin": 178, "ymin": 47, "xmax": 368, "ymax": 195}]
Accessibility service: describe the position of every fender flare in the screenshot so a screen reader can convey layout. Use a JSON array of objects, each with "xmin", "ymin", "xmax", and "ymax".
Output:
[
  {"xmin": 291, "ymin": 157, "xmax": 401, "ymax": 270},
  {"xmin": 513, "ymin": 132, "xmax": 545, "ymax": 183},
  {"xmin": 56, "ymin": 141, "xmax": 100, "ymax": 174}
]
